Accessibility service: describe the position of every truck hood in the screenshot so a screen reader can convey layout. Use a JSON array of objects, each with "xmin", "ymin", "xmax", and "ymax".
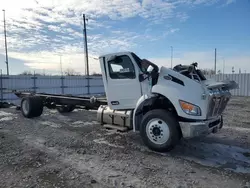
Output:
[{"xmin": 201, "ymin": 79, "xmax": 239, "ymax": 90}]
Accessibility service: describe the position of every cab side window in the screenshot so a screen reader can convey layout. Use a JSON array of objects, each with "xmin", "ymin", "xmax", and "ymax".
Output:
[{"xmin": 108, "ymin": 55, "xmax": 136, "ymax": 79}]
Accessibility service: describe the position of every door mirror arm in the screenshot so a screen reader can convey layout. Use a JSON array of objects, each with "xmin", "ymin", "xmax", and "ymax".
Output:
[{"xmin": 139, "ymin": 72, "xmax": 151, "ymax": 82}]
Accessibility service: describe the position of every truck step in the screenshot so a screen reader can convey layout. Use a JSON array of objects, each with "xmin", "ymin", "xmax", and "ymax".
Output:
[{"xmin": 103, "ymin": 124, "xmax": 128, "ymax": 132}]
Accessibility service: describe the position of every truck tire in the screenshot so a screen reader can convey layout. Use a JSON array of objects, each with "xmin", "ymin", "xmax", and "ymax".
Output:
[
  {"xmin": 21, "ymin": 97, "xmax": 44, "ymax": 118},
  {"xmin": 140, "ymin": 109, "xmax": 181, "ymax": 152},
  {"xmin": 56, "ymin": 105, "xmax": 75, "ymax": 113}
]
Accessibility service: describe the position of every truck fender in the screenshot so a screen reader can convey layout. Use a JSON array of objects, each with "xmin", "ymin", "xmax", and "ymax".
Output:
[
  {"xmin": 132, "ymin": 94, "xmax": 157, "ymax": 132},
  {"xmin": 151, "ymin": 85, "xmax": 184, "ymax": 118}
]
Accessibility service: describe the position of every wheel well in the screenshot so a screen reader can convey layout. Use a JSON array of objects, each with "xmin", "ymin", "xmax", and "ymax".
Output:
[{"xmin": 134, "ymin": 94, "xmax": 178, "ymax": 131}]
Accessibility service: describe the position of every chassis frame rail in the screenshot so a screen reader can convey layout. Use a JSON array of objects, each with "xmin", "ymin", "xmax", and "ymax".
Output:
[{"xmin": 13, "ymin": 90, "xmax": 107, "ymax": 110}]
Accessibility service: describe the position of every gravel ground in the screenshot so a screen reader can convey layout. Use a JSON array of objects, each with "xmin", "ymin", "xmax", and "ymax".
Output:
[{"xmin": 0, "ymin": 96, "xmax": 250, "ymax": 188}]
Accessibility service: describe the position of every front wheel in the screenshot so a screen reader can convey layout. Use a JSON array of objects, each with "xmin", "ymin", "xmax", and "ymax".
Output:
[{"xmin": 140, "ymin": 109, "xmax": 181, "ymax": 152}]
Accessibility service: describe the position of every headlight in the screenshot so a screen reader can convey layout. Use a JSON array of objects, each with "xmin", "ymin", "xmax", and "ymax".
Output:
[{"xmin": 179, "ymin": 100, "xmax": 201, "ymax": 116}]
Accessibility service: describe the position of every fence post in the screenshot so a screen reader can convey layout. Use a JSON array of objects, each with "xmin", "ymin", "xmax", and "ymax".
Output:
[
  {"xmin": 87, "ymin": 76, "xmax": 90, "ymax": 95},
  {"xmin": 33, "ymin": 71, "xmax": 37, "ymax": 93},
  {"xmin": 0, "ymin": 69, "xmax": 3, "ymax": 103},
  {"xmin": 61, "ymin": 76, "xmax": 64, "ymax": 94}
]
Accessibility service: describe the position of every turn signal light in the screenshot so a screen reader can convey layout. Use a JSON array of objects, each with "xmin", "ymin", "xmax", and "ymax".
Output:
[{"xmin": 179, "ymin": 100, "xmax": 201, "ymax": 116}]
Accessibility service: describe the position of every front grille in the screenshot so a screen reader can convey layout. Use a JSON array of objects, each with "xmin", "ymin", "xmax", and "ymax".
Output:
[{"xmin": 207, "ymin": 89, "xmax": 231, "ymax": 118}]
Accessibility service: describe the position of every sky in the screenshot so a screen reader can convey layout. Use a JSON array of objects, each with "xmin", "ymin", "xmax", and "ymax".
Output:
[{"xmin": 0, "ymin": 0, "xmax": 249, "ymax": 75}]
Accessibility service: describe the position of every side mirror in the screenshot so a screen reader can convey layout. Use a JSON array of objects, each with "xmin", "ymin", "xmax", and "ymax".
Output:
[{"xmin": 147, "ymin": 65, "xmax": 154, "ymax": 73}]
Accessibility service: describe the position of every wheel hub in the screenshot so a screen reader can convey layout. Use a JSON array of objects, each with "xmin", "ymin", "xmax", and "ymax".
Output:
[
  {"xmin": 146, "ymin": 118, "xmax": 170, "ymax": 145},
  {"xmin": 152, "ymin": 127, "xmax": 161, "ymax": 136}
]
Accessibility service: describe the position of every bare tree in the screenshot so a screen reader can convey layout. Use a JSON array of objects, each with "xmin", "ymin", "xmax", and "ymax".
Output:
[
  {"xmin": 19, "ymin": 71, "xmax": 33, "ymax": 75},
  {"xmin": 200, "ymin": 68, "xmax": 216, "ymax": 75},
  {"xmin": 64, "ymin": 68, "xmax": 81, "ymax": 76},
  {"xmin": 91, "ymin": 72, "xmax": 102, "ymax": 76}
]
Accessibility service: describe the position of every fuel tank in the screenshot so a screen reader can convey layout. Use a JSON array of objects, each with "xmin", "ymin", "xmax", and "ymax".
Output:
[{"xmin": 97, "ymin": 105, "xmax": 133, "ymax": 129}]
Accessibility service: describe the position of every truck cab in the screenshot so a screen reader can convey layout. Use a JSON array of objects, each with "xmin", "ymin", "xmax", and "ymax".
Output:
[
  {"xmin": 98, "ymin": 51, "xmax": 238, "ymax": 152},
  {"xmin": 99, "ymin": 52, "xmax": 156, "ymax": 109}
]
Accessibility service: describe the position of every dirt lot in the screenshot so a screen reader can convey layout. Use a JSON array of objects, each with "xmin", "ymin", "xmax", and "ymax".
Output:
[{"xmin": 0, "ymin": 97, "xmax": 250, "ymax": 188}]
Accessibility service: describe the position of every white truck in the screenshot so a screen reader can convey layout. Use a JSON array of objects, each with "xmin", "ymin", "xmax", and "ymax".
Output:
[{"xmin": 15, "ymin": 51, "xmax": 238, "ymax": 152}]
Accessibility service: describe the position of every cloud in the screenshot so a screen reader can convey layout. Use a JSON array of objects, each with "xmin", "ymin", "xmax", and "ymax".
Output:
[
  {"xmin": 0, "ymin": 0, "xmax": 238, "ymax": 75},
  {"xmin": 225, "ymin": 0, "xmax": 236, "ymax": 5},
  {"xmin": 8, "ymin": 50, "xmax": 100, "ymax": 75}
]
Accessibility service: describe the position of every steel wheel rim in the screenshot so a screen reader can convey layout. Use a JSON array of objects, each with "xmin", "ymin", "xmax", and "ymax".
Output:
[
  {"xmin": 22, "ymin": 100, "xmax": 29, "ymax": 115},
  {"xmin": 146, "ymin": 118, "xmax": 170, "ymax": 145}
]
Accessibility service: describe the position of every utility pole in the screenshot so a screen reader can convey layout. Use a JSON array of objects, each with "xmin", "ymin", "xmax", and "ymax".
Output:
[
  {"xmin": 223, "ymin": 58, "xmax": 225, "ymax": 75},
  {"xmin": 3, "ymin": 10, "xmax": 9, "ymax": 76},
  {"xmin": 214, "ymin": 48, "xmax": 217, "ymax": 75},
  {"xmin": 83, "ymin": 14, "xmax": 90, "ymax": 95},
  {"xmin": 59, "ymin": 55, "xmax": 63, "ymax": 76},
  {"xmin": 170, "ymin": 46, "xmax": 173, "ymax": 68}
]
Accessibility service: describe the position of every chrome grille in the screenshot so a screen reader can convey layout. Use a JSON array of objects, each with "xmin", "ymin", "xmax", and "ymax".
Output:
[{"xmin": 207, "ymin": 89, "xmax": 231, "ymax": 118}]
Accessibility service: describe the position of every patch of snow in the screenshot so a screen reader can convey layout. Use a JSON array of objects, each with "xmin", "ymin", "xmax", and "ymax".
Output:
[
  {"xmin": 72, "ymin": 121, "xmax": 85, "ymax": 125},
  {"xmin": 0, "ymin": 111, "xmax": 13, "ymax": 117},
  {"xmin": 105, "ymin": 129, "xmax": 126, "ymax": 135},
  {"xmin": 0, "ymin": 117, "xmax": 14, "ymax": 122},
  {"xmin": 41, "ymin": 121, "xmax": 62, "ymax": 128},
  {"xmin": 70, "ymin": 121, "xmax": 98, "ymax": 127},
  {"xmin": 49, "ymin": 110, "xmax": 57, "ymax": 114},
  {"xmin": 93, "ymin": 138, "xmax": 124, "ymax": 148},
  {"xmin": 73, "ymin": 109, "xmax": 83, "ymax": 112},
  {"xmin": 88, "ymin": 109, "xmax": 98, "ymax": 112}
]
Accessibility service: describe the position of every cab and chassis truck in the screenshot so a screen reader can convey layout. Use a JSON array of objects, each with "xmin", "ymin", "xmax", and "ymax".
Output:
[{"xmin": 15, "ymin": 51, "xmax": 238, "ymax": 152}]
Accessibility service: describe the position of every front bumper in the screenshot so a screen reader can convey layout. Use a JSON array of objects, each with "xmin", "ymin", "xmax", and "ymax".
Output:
[{"xmin": 179, "ymin": 116, "xmax": 222, "ymax": 139}]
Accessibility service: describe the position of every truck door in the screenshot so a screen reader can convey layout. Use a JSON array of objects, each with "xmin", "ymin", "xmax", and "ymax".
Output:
[{"xmin": 104, "ymin": 53, "xmax": 142, "ymax": 110}]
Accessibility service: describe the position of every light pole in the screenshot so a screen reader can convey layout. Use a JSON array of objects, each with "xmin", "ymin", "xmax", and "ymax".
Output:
[
  {"xmin": 83, "ymin": 14, "xmax": 90, "ymax": 95},
  {"xmin": 170, "ymin": 46, "xmax": 173, "ymax": 68},
  {"xmin": 3, "ymin": 9, "xmax": 9, "ymax": 76},
  {"xmin": 222, "ymin": 58, "xmax": 225, "ymax": 74},
  {"xmin": 214, "ymin": 48, "xmax": 217, "ymax": 74},
  {"xmin": 59, "ymin": 55, "xmax": 63, "ymax": 76}
]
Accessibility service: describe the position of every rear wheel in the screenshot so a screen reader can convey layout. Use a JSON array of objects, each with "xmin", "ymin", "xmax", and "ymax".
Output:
[
  {"xmin": 21, "ymin": 97, "xmax": 43, "ymax": 118},
  {"xmin": 140, "ymin": 109, "xmax": 181, "ymax": 152}
]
